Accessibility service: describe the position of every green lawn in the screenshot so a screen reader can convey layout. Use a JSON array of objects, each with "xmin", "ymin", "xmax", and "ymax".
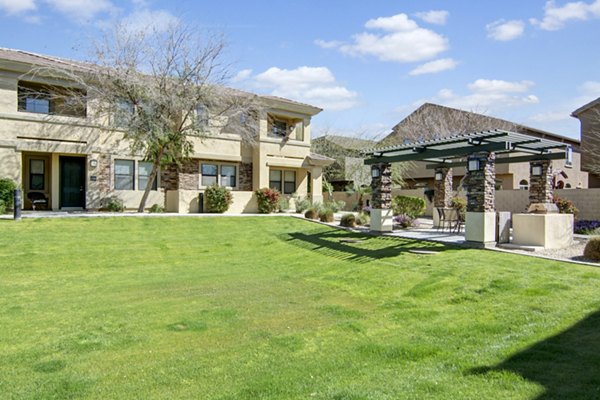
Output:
[{"xmin": 1, "ymin": 217, "xmax": 599, "ymax": 399}]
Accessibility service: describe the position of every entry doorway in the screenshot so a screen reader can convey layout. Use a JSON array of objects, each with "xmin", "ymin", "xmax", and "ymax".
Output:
[{"xmin": 59, "ymin": 156, "xmax": 86, "ymax": 209}]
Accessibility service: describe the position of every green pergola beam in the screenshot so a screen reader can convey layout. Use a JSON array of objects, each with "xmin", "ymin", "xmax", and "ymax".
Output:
[
  {"xmin": 364, "ymin": 141, "xmax": 511, "ymax": 165},
  {"xmin": 424, "ymin": 151, "xmax": 566, "ymax": 169}
]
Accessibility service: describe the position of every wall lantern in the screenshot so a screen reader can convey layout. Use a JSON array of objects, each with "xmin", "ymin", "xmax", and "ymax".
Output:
[
  {"xmin": 371, "ymin": 166, "xmax": 380, "ymax": 178},
  {"xmin": 434, "ymin": 171, "xmax": 443, "ymax": 181},
  {"xmin": 531, "ymin": 164, "xmax": 543, "ymax": 176},
  {"xmin": 89, "ymin": 159, "xmax": 98, "ymax": 168},
  {"xmin": 467, "ymin": 158, "xmax": 480, "ymax": 172}
]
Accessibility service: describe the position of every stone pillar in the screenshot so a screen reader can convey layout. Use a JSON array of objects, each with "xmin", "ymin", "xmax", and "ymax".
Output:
[
  {"xmin": 528, "ymin": 160, "xmax": 553, "ymax": 205},
  {"xmin": 465, "ymin": 152, "xmax": 497, "ymax": 244},
  {"xmin": 433, "ymin": 167, "xmax": 452, "ymax": 208},
  {"xmin": 370, "ymin": 163, "xmax": 393, "ymax": 232}
]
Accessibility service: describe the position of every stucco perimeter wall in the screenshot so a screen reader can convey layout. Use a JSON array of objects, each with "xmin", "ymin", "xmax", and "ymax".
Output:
[
  {"xmin": 496, "ymin": 189, "xmax": 600, "ymax": 220},
  {"xmin": 166, "ymin": 190, "xmax": 258, "ymax": 214}
]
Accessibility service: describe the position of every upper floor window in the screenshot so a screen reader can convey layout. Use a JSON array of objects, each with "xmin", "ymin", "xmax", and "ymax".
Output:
[
  {"xmin": 113, "ymin": 99, "xmax": 135, "ymax": 127},
  {"xmin": 18, "ymin": 81, "xmax": 86, "ymax": 118},
  {"xmin": 196, "ymin": 104, "xmax": 209, "ymax": 128},
  {"xmin": 268, "ymin": 114, "xmax": 304, "ymax": 141}
]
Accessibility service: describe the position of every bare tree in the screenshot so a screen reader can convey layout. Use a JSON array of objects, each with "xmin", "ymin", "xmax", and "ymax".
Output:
[{"xmin": 28, "ymin": 22, "xmax": 259, "ymax": 212}]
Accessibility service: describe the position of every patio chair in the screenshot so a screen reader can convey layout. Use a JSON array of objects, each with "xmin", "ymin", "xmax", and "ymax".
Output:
[
  {"xmin": 436, "ymin": 207, "xmax": 459, "ymax": 232},
  {"xmin": 27, "ymin": 192, "xmax": 48, "ymax": 210}
]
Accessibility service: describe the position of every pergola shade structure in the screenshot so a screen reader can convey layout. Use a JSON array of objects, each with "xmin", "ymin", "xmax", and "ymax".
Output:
[{"xmin": 362, "ymin": 130, "xmax": 571, "ymax": 168}]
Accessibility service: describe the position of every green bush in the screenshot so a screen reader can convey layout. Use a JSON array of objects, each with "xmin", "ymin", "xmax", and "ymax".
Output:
[
  {"xmin": 255, "ymin": 188, "xmax": 281, "ymax": 214},
  {"xmin": 0, "ymin": 200, "xmax": 5, "ymax": 215},
  {"xmin": 0, "ymin": 178, "xmax": 17, "ymax": 209},
  {"xmin": 148, "ymin": 203, "xmax": 165, "ymax": 213},
  {"xmin": 584, "ymin": 237, "xmax": 600, "ymax": 261},
  {"xmin": 319, "ymin": 208, "xmax": 334, "ymax": 223},
  {"xmin": 278, "ymin": 197, "xmax": 290, "ymax": 212},
  {"xmin": 356, "ymin": 212, "xmax": 370, "ymax": 226},
  {"xmin": 328, "ymin": 200, "xmax": 346, "ymax": 213},
  {"xmin": 205, "ymin": 185, "xmax": 233, "ymax": 213},
  {"xmin": 450, "ymin": 197, "xmax": 467, "ymax": 216},
  {"xmin": 105, "ymin": 198, "xmax": 125, "ymax": 212},
  {"xmin": 392, "ymin": 195, "xmax": 426, "ymax": 218},
  {"xmin": 304, "ymin": 208, "xmax": 318, "ymax": 220},
  {"xmin": 340, "ymin": 213, "xmax": 356, "ymax": 227},
  {"xmin": 293, "ymin": 194, "xmax": 312, "ymax": 213}
]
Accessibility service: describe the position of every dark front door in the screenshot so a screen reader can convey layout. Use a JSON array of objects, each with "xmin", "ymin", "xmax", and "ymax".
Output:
[{"xmin": 60, "ymin": 156, "xmax": 86, "ymax": 208}]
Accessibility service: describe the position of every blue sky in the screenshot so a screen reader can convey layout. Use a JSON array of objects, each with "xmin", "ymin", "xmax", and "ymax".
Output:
[{"xmin": 1, "ymin": 0, "xmax": 599, "ymax": 140}]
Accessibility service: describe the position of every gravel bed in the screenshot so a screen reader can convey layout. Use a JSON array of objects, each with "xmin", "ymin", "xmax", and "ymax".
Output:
[{"xmin": 503, "ymin": 237, "xmax": 599, "ymax": 265}]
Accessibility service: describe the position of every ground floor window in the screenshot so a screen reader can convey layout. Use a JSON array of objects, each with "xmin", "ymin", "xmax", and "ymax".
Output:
[
  {"xmin": 114, "ymin": 159, "xmax": 158, "ymax": 191},
  {"xmin": 29, "ymin": 159, "xmax": 45, "ymax": 190},
  {"xmin": 269, "ymin": 169, "xmax": 296, "ymax": 194},
  {"xmin": 200, "ymin": 163, "xmax": 237, "ymax": 188}
]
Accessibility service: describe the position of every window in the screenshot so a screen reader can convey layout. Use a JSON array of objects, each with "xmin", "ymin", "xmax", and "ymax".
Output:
[
  {"xmin": 271, "ymin": 119, "xmax": 288, "ymax": 137},
  {"xmin": 196, "ymin": 104, "xmax": 209, "ymax": 128},
  {"xmin": 269, "ymin": 169, "xmax": 296, "ymax": 194},
  {"xmin": 201, "ymin": 163, "xmax": 237, "ymax": 188},
  {"xmin": 518, "ymin": 179, "xmax": 529, "ymax": 190},
  {"xmin": 114, "ymin": 159, "xmax": 135, "ymax": 190},
  {"xmin": 30, "ymin": 159, "xmax": 45, "ymax": 190},
  {"xmin": 18, "ymin": 81, "xmax": 86, "ymax": 117},
  {"xmin": 138, "ymin": 162, "xmax": 157, "ymax": 191},
  {"xmin": 114, "ymin": 100, "xmax": 134, "ymax": 127}
]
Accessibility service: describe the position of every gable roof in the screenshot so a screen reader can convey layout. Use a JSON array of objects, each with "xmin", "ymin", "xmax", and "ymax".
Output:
[
  {"xmin": 571, "ymin": 97, "xmax": 600, "ymax": 117},
  {"xmin": 382, "ymin": 102, "xmax": 580, "ymax": 148}
]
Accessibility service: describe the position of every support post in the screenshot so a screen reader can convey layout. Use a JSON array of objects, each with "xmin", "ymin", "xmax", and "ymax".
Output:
[
  {"xmin": 433, "ymin": 167, "xmax": 452, "ymax": 228},
  {"xmin": 528, "ymin": 160, "xmax": 554, "ymax": 205},
  {"xmin": 465, "ymin": 152, "xmax": 497, "ymax": 244},
  {"xmin": 370, "ymin": 163, "xmax": 393, "ymax": 232}
]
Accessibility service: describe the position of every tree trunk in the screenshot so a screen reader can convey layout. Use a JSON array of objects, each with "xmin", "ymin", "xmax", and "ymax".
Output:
[{"xmin": 137, "ymin": 156, "xmax": 163, "ymax": 213}]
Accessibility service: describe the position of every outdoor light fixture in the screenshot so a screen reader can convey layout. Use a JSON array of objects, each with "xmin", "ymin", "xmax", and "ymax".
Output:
[
  {"xmin": 467, "ymin": 158, "xmax": 480, "ymax": 172},
  {"xmin": 89, "ymin": 159, "xmax": 98, "ymax": 168},
  {"xmin": 434, "ymin": 171, "xmax": 443, "ymax": 181},
  {"xmin": 532, "ymin": 165, "xmax": 543, "ymax": 176},
  {"xmin": 371, "ymin": 166, "xmax": 380, "ymax": 178}
]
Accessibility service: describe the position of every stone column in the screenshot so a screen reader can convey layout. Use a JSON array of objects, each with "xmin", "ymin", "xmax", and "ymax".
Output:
[
  {"xmin": 465, "ymin": 152, "xmax": 497, "ymax": 244},
  {"xmin": 370, "ymin": 163, "xmax": 393, "ymax": 232},
  {"xmin": 433, "ymin": 167, "xmax": 453, "ymax": 228},
  {"xmin": 528, "ymin": 160, "xmax": 553, "ymax": 205}
]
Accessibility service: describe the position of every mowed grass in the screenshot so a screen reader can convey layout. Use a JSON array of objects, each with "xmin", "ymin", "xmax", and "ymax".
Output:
[{"xmin": 1, "ymin": 217, "xmax": 600, "ymax": 399}]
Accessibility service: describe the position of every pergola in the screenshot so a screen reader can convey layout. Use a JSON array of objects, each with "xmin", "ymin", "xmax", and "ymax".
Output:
[{"xmin": 363, "ymin": 130, "xmax": 573, "ymax": 245}]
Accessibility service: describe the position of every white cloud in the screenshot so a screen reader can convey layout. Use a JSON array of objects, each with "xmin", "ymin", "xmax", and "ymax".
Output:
[
  {"xmin": 418, "ymin": 79, "xmax": 539, "ymax": 112},
  {"xmin": 414, "ymin": 10, "xmax": 449, "ymax": 25},
  {"xmin": 231, "ymin": 69, "xmax": 252, "ymax": 83},
  {"xmin": 530, "ymin": 0, "xmax": 600, "ymax": 30},
  {"xmin": 314, "ymin": 39, "xmax": 343, "ymax": 49},
  {"xmin": 0, "ymin": 0, "xmax": 36, "ymax": 14},
  {"xmin": 409, "ymin": 58, "xmax": 458, "ymax": 76},
  {"xmin": 486, "ymin": 19, "xmax": 525, "ymax": 41},
  {"xmin": 529, "ymin": 80, "xmax": 600, "ymax": 124},
  {"xmin": 44, "ymin": 0, "xmax": 116, "ymax": 22},
  {"xmin": 121, "ymin": 9, "xmax": 179, "ymax": 34},
  {"xmin": 322, "ymin": 13, "xmax": 448, "ymax": 63},
  {"xmin": 251, "ymin": 66, "xmax": 359, "ymax": 111}
]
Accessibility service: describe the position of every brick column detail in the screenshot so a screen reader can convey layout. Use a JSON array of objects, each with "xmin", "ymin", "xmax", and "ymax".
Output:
[
  {"xmin": 466, "ymin": 152, "xmax": 496, "ymax": 213},
  {"xmin": 529, "ymin": 160, "xmax": 553, "ymax": 204},
  {"xmin": 433, "ymin": 167, "xmax": 453, "ymax": 208},
  {"xmin": 370, "ymin": 163, "xmax": 392, "ymax": 209}
]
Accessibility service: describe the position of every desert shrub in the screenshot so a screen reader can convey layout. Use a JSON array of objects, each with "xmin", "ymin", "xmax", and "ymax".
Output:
[
  {"xmin": 105, "ymin": 198, "xmax": 125, "ymax": 212},
  {"xmin": 0, "ymin": 200, "xmax": 5, "ymax": 214},
  {"xmin": 450, "ymin": 197, "xmax": 467, "ymax": 216},
  {"xmin": 205, "ymin": 185, "xmax": 233, "ymax": 213},
  {"xmin": 319, "ymin": 207, "xmax": 334, "ymax": 223},
  {"xmin": 148, "ymin": 203, "xmax": 165, "ymax": 213},
  {"xmin": 583, "ymin": 237, "xmax": 600, "ymax": 261},
  {"xmin": 304, "ymin": 208, "xmax": 318, "ymax": 219},
  {"xmin": 392, "ymin": 195, "xmax": 426, "ymax": 218},
  {"xmin": 0, "ymin": 178, "xmax": 17, "ymax": 209},
  {"xmin": 356, "ymin": 212, "xmax": 370, "ymax": 226},
  {"xmin": 328, "ymin": 200, "xmax": 346, "ymax": 213},
  {"xmin": 393, "ymin": 214, "xmax": 420, "ymax": 229},
  {"xmin": 554, "ymin": 196, "xmax": 578, "ymax": 215},
  {"xmin": 340, "ymin": 213, "xmax": 356, "ymax": 227},
  {"xmin": 575, "ymin": 220, "xmax": 600, "ymax": 234},
  {"xmin": 278, "ymin": 197, "xmax": 290, "ymax": 212},
  {"xmin": 255, "ymin": 188, "xmax": 281, "ymax": 214},
  {"xmin": 293, "ymin": 194, "xmax": 311, "ymax": 213},
  {"xmin": 362, "ymin": 205, "xmax": 371, "ymax": 215}
]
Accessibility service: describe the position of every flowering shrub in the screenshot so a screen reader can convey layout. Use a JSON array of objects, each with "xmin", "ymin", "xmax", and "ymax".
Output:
[
  {"xmin": 205, "ymin": 184, "xmax": 233, "ymax": 213},
  {"xmin": 393, "ymin": 214, "xmax": 420, "ymax": 229},
  {"xmin": 255, "ymin": 187, "xmax": 281, "ymax": 214},
  {"xmin": 553, "ymin": 196, "xmax": 578, "ymax": 215},
  {"xmin": 574, "ymin": 220, "xmax": 600, "ymax": 234}
]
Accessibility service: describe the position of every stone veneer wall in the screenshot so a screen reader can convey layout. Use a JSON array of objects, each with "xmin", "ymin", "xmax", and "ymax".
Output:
[
  {"xmin": 433, "ymin": 167, "xmax": 453, "ymax": 208},
  {"xmin": 370, "ymin": 163, "xmax": 392, "ymax": 209},
  {"xmin": 466, "ymin": 152, "xmax": 496, "ymax": 212},
  {"xmin": 528, "ymin": 160, "xmax": 553, "ymax": 204},
  {"xmin": 161, "ymin": 163, "xmax": 179, "ymax": 191},
  {"xmin": 179, "ymin": 159, "xmax": 200, "ymax": 190},
  {"xmin": 96, "ymin": 154, "xmax": 111, "ymax": 193},
  {"xmin": 239, "ymin": 162, "xmax": 253, "ymax": 191}
]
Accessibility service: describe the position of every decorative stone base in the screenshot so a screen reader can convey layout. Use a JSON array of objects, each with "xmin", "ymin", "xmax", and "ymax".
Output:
[
  {"xmin": 370, "ymin": 208, "xmax": 393, "ymax": 232},
  {"xmin": 512, "ymin": 213, "xmax": 573, "ymax": 249},
  {"xmin": 465, "ymin": 212, "xmax": 497, "ymax": 243}
]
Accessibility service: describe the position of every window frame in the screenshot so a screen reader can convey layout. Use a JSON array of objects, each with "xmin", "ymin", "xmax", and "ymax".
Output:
[
  {"xmin": 17, "ymin": 81, "xmax": 86, "ymax": 118},
  {"xmin": 113, "ymin": 159, "xmax": 159, "ymax": 191},
  {"xmin": 269, "ymin": 169, "xmax": 296, "ymax": 195},
  {"xmin": 29, "ymin": 159, "xmax": 45, "ymax": 190},
  {"xmin": 200, "ymin": 162, "xmax": 238, "ymax": 189},
  {"xmin": 138, "ymin": 161, "xmax": 158, "ymax": 191},
  {"xmin": 114, "ymin": 159, "xmax": 135, "ymax": 190}
]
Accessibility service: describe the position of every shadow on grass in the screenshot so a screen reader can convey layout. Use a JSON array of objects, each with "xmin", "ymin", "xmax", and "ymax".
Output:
[
  {"xmin": 470, "ymin": 309, "xmax": 600, "ymax": 399},
  {"xmin": 280, "ymin": 229, "xmax": 452, "ymax": 263}
]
